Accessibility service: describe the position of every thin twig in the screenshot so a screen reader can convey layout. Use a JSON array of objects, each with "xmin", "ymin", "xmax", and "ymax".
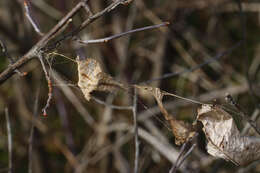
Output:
[
  {"xmin": 76, "ymin": 22, "xmax": 169, "ymax": 44},
  {"xmin": 138, "ymin": 83, "xmax": 248, "ymax": 122},
  {"xmin": 138, "ymin": 128, "xmax": 185, "ymax": 169},
  {"xmin": 242, "ymin": 109, "xmax": 260, "ymax": 135},
  {"xmin": 5, "ymin": 108, "xmax": 12, "ymax": 173},
  {"xmin": 0, "ymin": 38, "xmax": 26, "ymax": 76},
  {"xmin": 225, "ymin": 94, "xmax": 260, "ymax": 135},
  {"xmin": 55, "ymin": 89, "xmax": 76, "ymax": 153},
  {"xmin": 133, "ymin": 88, "xmax": 139, "ymax": 173},
  {"xmin": 0, "ymin": 38, "xmax": 14, "ymax": 64},
  {"xmin": 38, "ymin": 53, "xmax": 52, "ymax": 116},
  {"xmin": 169, "ymin": 133, "xmax": 198, "ymax": 173},
  {"xmin": 170, "ymin": 141, "xmax": 189, "ymax": 173},
  {"xmin": 23, "ymin": 0, "xmax": 44, "ymax": 36},
  {"xmin": 170, "ymin": 143, "xmax": 196, "ymax": 173},
  {"xmin": 162, "ymin": 90, "xmax": 205, "ymax": 105}
]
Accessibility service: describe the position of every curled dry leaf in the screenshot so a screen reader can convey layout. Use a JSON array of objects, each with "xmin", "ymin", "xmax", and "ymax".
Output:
[
  {"xmin": 197, "ymin": 104, "xmax": 260, "ymax": 166},
  {"xmin": 134, "ymin": 85, "xmax": 196, "ymax": 145},
  {"xmin": 77, "ymin": 58, "xmax": 126, "ymax": 101}
]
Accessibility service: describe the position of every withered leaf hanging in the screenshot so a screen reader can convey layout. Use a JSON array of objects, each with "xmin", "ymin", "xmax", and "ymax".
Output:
[
  {"xmin": 77, "ymin": 57, "xmax": 126, "ymax": 101},
  {"xmin": 197, "ymin": 104, "xmax": 260, "ymax": 166},
  {"xmin": 134, "ymin": 85, "xmax": 197, "ymax": 145}
]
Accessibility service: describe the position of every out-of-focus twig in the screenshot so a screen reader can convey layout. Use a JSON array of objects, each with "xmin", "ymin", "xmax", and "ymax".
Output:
[
  {"xmin": 55, "ymin": 89, "xmax": 76, "ymax": 153},
  {"xmin": 92, "ymin": 96, "xmax": 133, "ymax": 110},
  {"xmin": 53, "ymin": 138, "xmax": 80, "ymax": 168},
  {"xmin": 138, "ymin": 128, "xmax": 185, "ymax": 170},
  {"xmin": 133, "ymin": 88, "xmax": 139, "ymax": 173},
  {"xmin": 28, "ymin": 88, "xmax": 40, "ymax": 173},
  {"xmin": 51, "ymin": 70, "xmax": 95, "ymax": 126},
  {"xmin": 242, "ymin": 109, "xmax": 260, "ymax": 135},
  {"xmin": 142, "ymin": 41, "xmax": 242, "ymax": 83},
  {"xmin": 5, "ymin": 108, "xmax": 12, "ymax": 173},
  {"xmin": 0, "ymin": 37, "xmax": 26, "ymax": 76},
  {"xmin": 0, "ymin": 38, "xmax": 15, "ymax": 64},
  {"xmin": 31, "ymin": 0, "xmax": 63, "ymax": 20}
]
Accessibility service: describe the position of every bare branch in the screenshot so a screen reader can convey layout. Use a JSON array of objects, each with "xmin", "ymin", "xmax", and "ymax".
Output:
[{"xmin": 0, "ymin": 0, "xmax": 133, "ymax": 84}]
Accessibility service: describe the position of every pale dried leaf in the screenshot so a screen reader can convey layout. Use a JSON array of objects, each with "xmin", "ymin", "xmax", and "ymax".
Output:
[
  {"xmin": 197, "ymin": 104, "xmax": 260, "ymax": 166},
  {"xmin": 77, "ymin": 58, "xmax": 125, "ymax": 101}
]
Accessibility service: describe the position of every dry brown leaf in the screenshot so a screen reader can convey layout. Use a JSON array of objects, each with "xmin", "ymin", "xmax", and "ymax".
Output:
[
  {"xmin": 77, "ymin": 58, "xmax": 126, "ymax": 101},
  {"xmin": 197, "ymin": 104, "xmax": 260, "ymax": 166},
  {"xmin": 135, "ymin": 85, "xmax": 196, "ymax": 145}
]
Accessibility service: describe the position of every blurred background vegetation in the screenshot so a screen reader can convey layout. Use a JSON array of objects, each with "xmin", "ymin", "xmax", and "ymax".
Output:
[{"xmin": 0, "ymin": 0, "xmax": 260, "ymax": 172}]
